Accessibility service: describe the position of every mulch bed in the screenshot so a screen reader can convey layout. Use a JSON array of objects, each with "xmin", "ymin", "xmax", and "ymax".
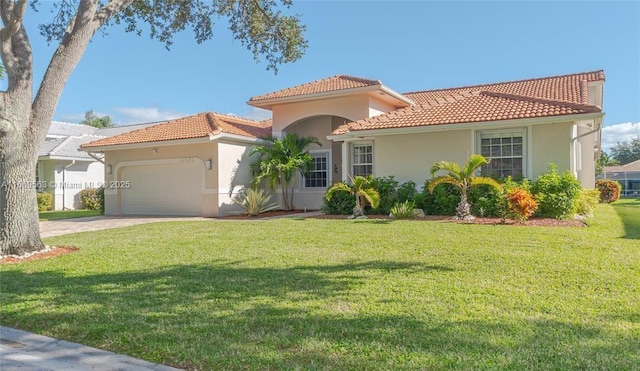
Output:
[
  {"xmin": 311, "ymin": 214, "xmax": 586, "ymax": 227},
  {"xmin": 0, "ymin": 246, "xmax": 79, "ymax": 265},
  {"xmin": 220, "ymin": 210, "xmax": 312, "ymax": 219}
]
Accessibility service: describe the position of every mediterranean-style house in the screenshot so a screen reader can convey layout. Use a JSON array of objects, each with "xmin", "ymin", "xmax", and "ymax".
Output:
[
  {"xmin": 38, "ymin": 121, "xmax": 157, "ymax": 210},
  {"xmin": 82, "ymin": 70, "xmax": 605, "ymax": 217}
]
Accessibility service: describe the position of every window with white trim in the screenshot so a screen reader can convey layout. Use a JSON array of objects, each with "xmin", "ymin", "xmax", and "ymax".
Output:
[
  {"xmin": 478, "ymin": 130, "xmax": 525, "ymax": 178},
  {"xmin": 304, "ymin": 152, "xmax": 329, "ymax": 188},
  {"xmin": 352, "ymin": 143, "xmax": 373, "ymax": 177}
]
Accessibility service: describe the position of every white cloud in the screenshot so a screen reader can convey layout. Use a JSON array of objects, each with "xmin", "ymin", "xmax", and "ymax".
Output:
[
  {"xmin": 112, "ymin": 107, "xmax": 186, "ymax": 124},
  {"xmin": 601, "ymin": 122, "xmax": 640, "ymax": 152}
]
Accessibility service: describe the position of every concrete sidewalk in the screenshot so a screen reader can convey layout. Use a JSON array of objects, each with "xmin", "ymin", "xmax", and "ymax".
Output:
[{"xmin": 0, "ymin": 326, "xmax": 181, "ymax": 371}]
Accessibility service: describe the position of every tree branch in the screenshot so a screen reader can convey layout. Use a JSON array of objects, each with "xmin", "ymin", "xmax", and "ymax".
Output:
[
  {"xmin": 94, "ymin": 0, "xmax": 134, "ymax": 26},
  {"xmin": 0, "ymin": 0, "xmax": 28, "ymax": 40}
]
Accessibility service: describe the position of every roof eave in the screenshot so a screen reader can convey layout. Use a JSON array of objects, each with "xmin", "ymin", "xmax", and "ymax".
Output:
[
  {"xmin": 81, "ymin": 132, "xmax": 269, "ymax": 152},
  {"xmin": 81, "ymin": 136, "xmax": 214, "ymax": 152},
  {"xmin": 379, "ymin": 85, "xmax": 414, "ymax": 106},
  {"xmin": 327, "ymin": 112, "xmax": 605, "ymax": 141},
  {"xmin": 38, "ymin": 155, "xmax": 96, "ymax": 162},
  {"xmin": 247, "ymin": 84, "xmax": 385, "ymax": 109}
]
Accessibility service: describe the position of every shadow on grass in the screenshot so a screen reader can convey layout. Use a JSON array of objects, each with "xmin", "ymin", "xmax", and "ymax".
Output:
[
  {"xmin": 612, "ymin": 199, "xmax": 640, "ymax": 240},
  {"xmin": 0, "ymin": 261, "xmax": 636, "ymax": 369}
]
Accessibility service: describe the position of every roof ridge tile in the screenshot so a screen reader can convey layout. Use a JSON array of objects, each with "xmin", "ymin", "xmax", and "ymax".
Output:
[
  {"xmin": 480, "ymin": 91, "xmax": 601, "ymax": 112},
  {"xmin": 402, "ymin": 69, "xmax": 605, "ymax": 96}
]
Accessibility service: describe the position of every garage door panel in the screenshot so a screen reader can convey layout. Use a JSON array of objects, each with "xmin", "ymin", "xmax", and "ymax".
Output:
[{"xmin": 121, "ymin": 162, "xmax": 203, "ymax": 216}]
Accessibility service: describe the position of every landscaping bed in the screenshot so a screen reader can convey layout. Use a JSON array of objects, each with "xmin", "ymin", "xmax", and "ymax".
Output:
[{"xmin": 311, "ymin": 213, "xmax": 586, "ymax": 227}]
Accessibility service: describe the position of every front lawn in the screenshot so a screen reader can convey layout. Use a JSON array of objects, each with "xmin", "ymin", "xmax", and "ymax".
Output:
[
  {"xmin": 39, "ymin": 209, "xmax": 102, "ymax": 221},
  {"xmin": 2, "ymin": 204, "xmax": 638, "ymax": 369}
]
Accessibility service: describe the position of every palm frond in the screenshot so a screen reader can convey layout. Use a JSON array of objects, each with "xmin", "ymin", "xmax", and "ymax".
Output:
[
  {"xmin": 470, "ymin": 176, "xmax": 502, "ymax": 191},
  {"xmin": 361, "ymin": 187, "xmax": 380, "ymax": 209},
  {"xmin": 430, "ymin": 161, "xmax": 462, "ymax": 178},
  {"xmin": 428, "ymin": 175, "xmax": 461, "ymax": 193},
  {"xmin": 463, "ymin": 155, "xmax": 490, "ymax": 177},
  {"xmin": 326, "ymin": 182, "xmax": 353, "ymax": 200}
]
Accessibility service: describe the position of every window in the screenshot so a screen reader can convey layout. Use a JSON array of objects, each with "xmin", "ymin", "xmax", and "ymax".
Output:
[
  {"xmin": 478, "ymin": 131, "xmax": 525, "ymax": 178},
  {"xmin": 304, "ymin": 152, "xmax": 328, "ymax": 188},
  {"xmin": 352, "ymin": 143, "xmax": 373, "ymax": 177}
]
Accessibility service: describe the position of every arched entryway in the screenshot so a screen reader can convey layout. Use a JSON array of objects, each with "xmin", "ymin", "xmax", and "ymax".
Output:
[{"xmin": 281, "ymin": 115, "xmax": 350, "ymax": 210}]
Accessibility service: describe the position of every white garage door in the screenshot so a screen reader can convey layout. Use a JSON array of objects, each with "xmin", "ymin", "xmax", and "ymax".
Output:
[{"xmin": 121, "ymin": 162, "xmax": 203, "ymax": 216}]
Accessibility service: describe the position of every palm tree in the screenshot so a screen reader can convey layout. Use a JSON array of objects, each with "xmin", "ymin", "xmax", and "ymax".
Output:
[
  {"xmin": 429, "ymin": 154, "xmax": 502, "ymax": 220},
  {"xmin": 250, "ymin": 133, "xmax": 321, "ymax": 211},
  {"xmin": 326, "ymin": 175, "xmax": 380, "ymax": 218}
]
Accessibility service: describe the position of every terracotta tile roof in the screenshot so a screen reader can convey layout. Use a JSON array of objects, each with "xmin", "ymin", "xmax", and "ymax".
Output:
[
  {"xmin": 404, "ymin": 70, "xmax": 605, "ymax": 105},
  {"xmin": 333, "ymin": 70, "xmax": 604, "ymax": 135},
  {"xmin": 249, "ymin": 75, "xmax": 380, "ymax": 102},
  {"xmin": 332, "ymin": 90, "xmax": 601, "ymax": 135},
  {"xmin": 82, "ymin": 112, "xmax": 272, "ymax": 148}
]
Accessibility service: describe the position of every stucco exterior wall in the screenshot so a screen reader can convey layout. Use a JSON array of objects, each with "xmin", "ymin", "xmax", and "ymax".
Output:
[
  {"xmin": 217, "ymin": 140, "xmax": 255, "ymax": 215},
  {"xmin": 373, "ymin": 130, "xmax": 473, "ymax": 184},
  {"xmin": 271, "ymin": 95, "xmax": 370, "ymax": 133},
  {"xmin": 576, "ymin": 125, "xmax": 597, "ymax": 188},
  {"xmin": 101, "ymin": 141, "xmax": 218, "ymax": 216},
  {"xmin": 40, "ymin": 159, "xmax": 103, "ymax": 210},
  {"xmin": 368, "ymin": 97, "xmax": 397, "ymax": 117},
  {"xmin": 531, "ymin": 122, "xmax": 572, "ymax": 178}
]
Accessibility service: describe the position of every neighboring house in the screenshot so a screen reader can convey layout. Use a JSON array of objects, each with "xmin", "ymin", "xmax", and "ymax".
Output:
[
  {"xmin": 38, "ymin": 121, "xmax": 157, "ymax": 210},
  {"xmin": 82, "ymin": 70, "xmax": 605, "ymax": 216},
  {"xmin": 599, "ymin": 160, "xmax": 640, "ymax": 197}
]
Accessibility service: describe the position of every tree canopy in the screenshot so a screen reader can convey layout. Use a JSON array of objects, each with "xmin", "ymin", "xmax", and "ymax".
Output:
[
  {"xmin": 610, "ymin": 135, "xmax": 640, "ymax": 165},
  {"xmin": 37, "ymin": 0, "xmax": 307, "ymax": 72},
  {"xmin": 80, "ymin": 109, "xmax": 113, "ymax": 128}
]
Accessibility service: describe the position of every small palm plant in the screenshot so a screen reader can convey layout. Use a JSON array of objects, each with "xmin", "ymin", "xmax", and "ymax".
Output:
[
  {"xmin": 233, "ymin": 187, "xmax": 279, "ymax": 216},
  {"xmin": 326, "ymin": 175, "xmax": 380, "ymax": 218},
  {"xmin": 250, "ymin": 133, "xmax": 321, "ymax": 211},
  {"xmin": 429, "ymin": 154, "xmax": 502, "ymax": 220}
]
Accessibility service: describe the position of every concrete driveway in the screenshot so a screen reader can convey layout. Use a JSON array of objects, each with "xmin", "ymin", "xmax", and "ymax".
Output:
[{"xmin": 39, "ymin": 216, "xmax": 207, "ymax": 238}]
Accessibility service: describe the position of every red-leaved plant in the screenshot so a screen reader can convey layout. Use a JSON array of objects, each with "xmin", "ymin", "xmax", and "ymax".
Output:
[
  {"xmin": 507, "ymin": 188, "xmax": 539, "ymax": 222},
  {"xmin": 595, "ymin": 179, "xmax": 621, "ymax": 203}
]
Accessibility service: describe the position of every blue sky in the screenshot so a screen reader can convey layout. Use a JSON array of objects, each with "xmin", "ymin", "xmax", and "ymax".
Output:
[{"xmin": 17, "ymin": 1, "xmax": 640, "ymax": 151}]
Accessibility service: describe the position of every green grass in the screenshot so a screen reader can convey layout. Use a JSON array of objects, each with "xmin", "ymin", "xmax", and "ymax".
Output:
[
  {"xmin": 2, "ymin": 204, "xmax": 639, "ymax": 369},
  {"xmin": 39, "ymin": 209, "xmax": 102, "ymax": 221}
]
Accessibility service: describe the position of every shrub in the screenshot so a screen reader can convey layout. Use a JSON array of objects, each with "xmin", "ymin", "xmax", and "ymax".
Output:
[
  {"xmin": 469, "ymin": 184, "xmax": 502, "ymax": 217},
  {"xmin": 233, "ymin": 188, "xmax": 279, "ymax": 216},
  {"xmin": 506, "ymin": 188, "xmax": 538, "ymax": 222},
  {"xmin": 419, "ymin": 180, "xmax": 459, "ymax": 216},
  {"xmin": 390, "ymin": 200, "xmax": 416, "ymax": 219},
  {"xmin": 531, "ymin": 165, "xmax": 581, "ymax": 219},
  {"xmin": 396, "ymin": 180, "xmax": 418, "ymax": 203},
  {"xmin": 368, "ymin": 176, "xmax": 399, "ymax": 215},
  {"xmin": 79, "ymin": 188, "xmax": 104, "ymax": 211},
  {"xmin": 495, "ymin": 177, "xmax": 532, "ymax": 221},
  {"xmin": 322, "ymin": 187, "xmax": 354, "ymax": 215},
  {"xmin": 596, "ymin": 179, "xmax": 621, "ymax": 203},
  {"xmin": 575, "ymin": 188, "xmax": 601, "ymax": 217},
  {"xmin": 36, "ymin": 192, "xmax": 53, "ymax": 211}
]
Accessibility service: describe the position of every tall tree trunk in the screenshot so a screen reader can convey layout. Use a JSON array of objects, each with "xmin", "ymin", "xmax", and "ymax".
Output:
[
  {"xmin": 1, "ymin": 0, "xmax": 132, "ymax": 255},
  {"xmin": 0, "ymin": 95, "xmax": 44, "ymax": 255}
]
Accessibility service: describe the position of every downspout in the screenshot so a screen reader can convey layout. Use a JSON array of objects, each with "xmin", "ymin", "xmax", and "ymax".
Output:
[
  {"xmin": 62, "ymin": 160, "xmax": 76, "ymax": 210},
  {"xmin": 570, "ymin": 117, "xmax": 603, "ymax": 178}
]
